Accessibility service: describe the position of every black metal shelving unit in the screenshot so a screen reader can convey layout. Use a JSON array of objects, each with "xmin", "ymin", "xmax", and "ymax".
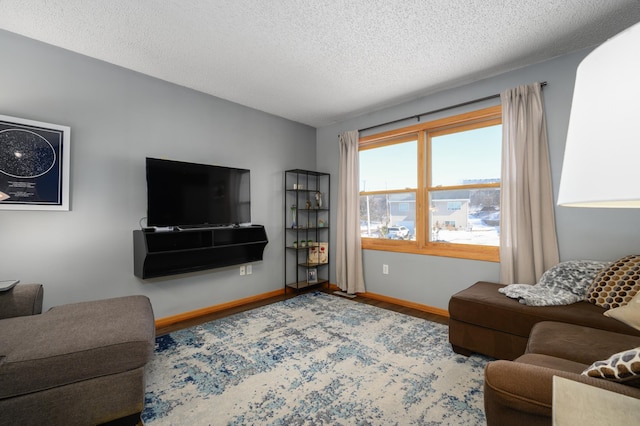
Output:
[{"xmin": 284, "ymin": 169, "xmax": 330, "ymax": 292}]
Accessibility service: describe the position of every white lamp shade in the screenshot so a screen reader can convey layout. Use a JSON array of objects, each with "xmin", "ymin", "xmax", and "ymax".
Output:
[{"xmin": 557, "ymin": 22, "xmax": 640, "ymax": 208}]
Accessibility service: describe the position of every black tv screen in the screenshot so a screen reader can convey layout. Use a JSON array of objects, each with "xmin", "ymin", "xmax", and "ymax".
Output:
[{"xmin": 146, "ymin": 157, "xmax": 251, "ymax": 228}]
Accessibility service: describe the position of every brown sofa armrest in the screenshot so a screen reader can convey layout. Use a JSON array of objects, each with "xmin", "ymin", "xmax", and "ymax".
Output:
[
  {"xmin": 0, "ymin": 284, "xmax": 43, "ymax": 319},
  {"xmin": 484, "ymin": 360, "xmax": 640, "ymax": 425}
]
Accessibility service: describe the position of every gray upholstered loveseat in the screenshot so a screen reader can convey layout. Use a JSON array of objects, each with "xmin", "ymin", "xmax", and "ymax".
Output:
[{"xmin": 0, "ymin": 284, "xmax": 155, "ymax": 426}]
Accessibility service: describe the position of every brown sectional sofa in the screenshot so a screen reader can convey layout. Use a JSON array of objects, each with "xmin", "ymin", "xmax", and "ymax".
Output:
[
  {"xmin": 449, "ymin": 281, "xmax": 640, "ymax": 425},
  {"xmin": 484, "ymin": 321, "xmax": 640, "ymax": 425},
  {"xmin": 448, "ymin": 281, "xmax": 640, "ymax": 360}
]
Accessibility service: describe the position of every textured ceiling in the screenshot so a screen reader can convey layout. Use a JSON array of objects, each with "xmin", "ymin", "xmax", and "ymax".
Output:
[{"xmin": 1, "ymin": 1, "xmax": 639, "ymax": 127}]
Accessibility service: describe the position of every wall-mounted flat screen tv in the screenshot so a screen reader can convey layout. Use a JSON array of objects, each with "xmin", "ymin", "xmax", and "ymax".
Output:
[{"xmin": 146, "ymin": 157, "xmax": 251, "ymax": 228}]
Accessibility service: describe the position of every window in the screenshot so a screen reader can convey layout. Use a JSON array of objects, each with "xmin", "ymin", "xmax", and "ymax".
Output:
[
  {"xmin": 359, "ymin": 136, "xmax": 417, "ymax": 240},
  {"xmin": 359, "ymin": 106, "xmax": 501, "ymax": 262}
]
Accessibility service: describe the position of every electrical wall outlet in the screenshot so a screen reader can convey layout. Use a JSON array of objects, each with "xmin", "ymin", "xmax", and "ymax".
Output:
[
  {"xmin": 246, "ymin": 264, "xmax": 252, "ymax": 275},
  {"xmin": 240, "ymin": 265, "xmax": 246, "ymax": 276},
  {"xmin": 383, "ymin": 264, "xmax": 389, "ymax": 274}
]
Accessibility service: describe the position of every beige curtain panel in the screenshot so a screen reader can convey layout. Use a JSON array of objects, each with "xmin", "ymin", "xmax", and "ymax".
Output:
[
  {"xmin": 336, "ymin": 130, "xmax": 366, "ymax": 294},
  {"xmin": 500, "ymin": 83, "xmax": 560, "ymax": 284}
]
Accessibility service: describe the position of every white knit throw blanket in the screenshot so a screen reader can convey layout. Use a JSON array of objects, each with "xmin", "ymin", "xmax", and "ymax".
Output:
[{"xmin": 498, "ymin": 260, "xmax": 609, "ymax": 306}]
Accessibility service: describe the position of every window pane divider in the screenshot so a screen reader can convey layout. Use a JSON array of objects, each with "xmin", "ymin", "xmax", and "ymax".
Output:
[
  {"xmin": 429, "ymin": 182, "xmax": 500, "ymax": 192},
  {"xmin": 360, "ymin": 189, "xmax": 417, "ymax": 196}
]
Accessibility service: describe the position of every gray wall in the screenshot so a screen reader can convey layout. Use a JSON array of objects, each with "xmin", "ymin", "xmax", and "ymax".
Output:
[
  {"xmin": 317, "ymin": 48, "xmax": 640, "ymax": 310},
  {"xmin": 0, "ymin": 30, "xmax": 316, "ymax": 317},
  {"xmin": 3, "ymin": 29, "xmax": 639, "ymax": 318}
]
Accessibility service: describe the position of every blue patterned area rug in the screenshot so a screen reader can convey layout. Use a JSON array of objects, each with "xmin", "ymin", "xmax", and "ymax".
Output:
[{"xmin": 142, "ymin": 292, "xmax": 490, "ymax": 425}]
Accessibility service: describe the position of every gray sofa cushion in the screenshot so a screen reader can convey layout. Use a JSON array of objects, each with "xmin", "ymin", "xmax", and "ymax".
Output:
[
  {"xmin": 0, "ymin": 295, "xmax": 155, "ymax": 399},
  {"xmin": 0, "ymin": 284, "xmax": 43, "ymax": 320}
]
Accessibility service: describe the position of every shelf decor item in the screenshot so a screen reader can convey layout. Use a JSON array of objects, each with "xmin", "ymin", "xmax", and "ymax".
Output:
[
  {"xmin": 308, "ymin": 242, "xmax": 328, "ymax": 264},
  {"xmin": 291, "ymin": 204, "xmax": 297, "ymax": 228},
  {"xmin": 307, "ymin": 268, "xmax": 318, "ymax": 284}
]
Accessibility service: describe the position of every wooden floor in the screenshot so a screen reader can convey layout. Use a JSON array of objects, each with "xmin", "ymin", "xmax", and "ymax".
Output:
[{"xmin": 156, "ymin": 287, "xmax": 448, "ymax": 336}]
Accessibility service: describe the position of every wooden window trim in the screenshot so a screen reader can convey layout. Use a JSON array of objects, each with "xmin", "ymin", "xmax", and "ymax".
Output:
[
  {"xmin": 361, "ymin": 239, "xmax": 499, "ymax": 262},
  {"xmin": 360, "ymin": 106, "xmax": 501, "ymax": 144},
  {"xmin": 359, "ymin": 105, "xmax": 501, "ymax": 263}
]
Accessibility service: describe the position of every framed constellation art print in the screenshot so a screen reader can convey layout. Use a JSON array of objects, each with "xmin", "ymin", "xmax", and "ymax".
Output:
[{"xmin": 0, "ymin": 114, "xmax": 70, "ymax": 210}]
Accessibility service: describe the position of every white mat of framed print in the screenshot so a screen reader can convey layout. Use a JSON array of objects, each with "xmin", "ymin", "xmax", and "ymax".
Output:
[{"xmin": 0, "ymin": 114, "xmax": 70, "ymax": 211}]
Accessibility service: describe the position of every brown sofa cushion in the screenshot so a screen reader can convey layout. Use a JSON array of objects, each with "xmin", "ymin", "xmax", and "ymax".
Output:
[
  {"xmin": 0, "ymin": 295, "xmax": 155, "ymax": 399},
  {"xmin": 515, "ymin": 353, "xmax": 587, "ymax": 374},
  {"xmin": 525, "ymin": 321, "xmax": 640, "ymax": 365},
  {"xmin": 588, "ymin": 255, "xmax": 640, "ymax": 309},
  {"xmin": 449, "ymin": 282, "xmax": 640, "ymax": 339}
]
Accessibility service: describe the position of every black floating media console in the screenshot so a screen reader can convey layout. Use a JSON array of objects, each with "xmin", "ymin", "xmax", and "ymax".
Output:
[{"xmin": 133, "ymin": 225, "xmax": 268, "ymax": 279}]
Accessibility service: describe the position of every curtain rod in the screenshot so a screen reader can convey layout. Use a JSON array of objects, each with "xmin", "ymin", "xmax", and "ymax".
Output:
[{"xmin": 358, "ymin": 81, "xmax": 547, "ymax": 134}]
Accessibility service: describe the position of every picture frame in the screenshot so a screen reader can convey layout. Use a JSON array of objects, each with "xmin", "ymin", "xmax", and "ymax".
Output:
[
  {"xmin": 307, "ymin": 268, "xmax": 318, "ymax": 284},
  {"xmin": 0, "ymin": 114, "xmax": 70, "ymax": 211}
]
